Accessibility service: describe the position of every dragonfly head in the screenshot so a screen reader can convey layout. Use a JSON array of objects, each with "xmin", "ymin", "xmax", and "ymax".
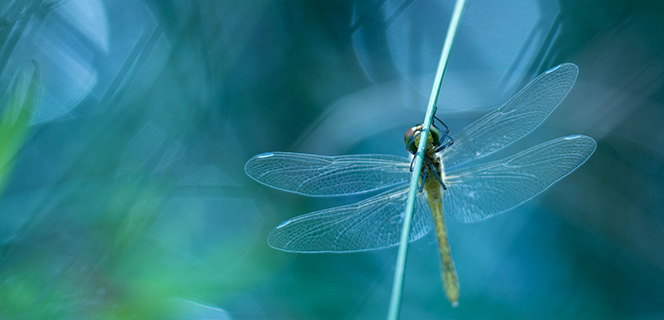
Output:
[{"xmin": 404, "ymin": 124, "xmax": 441, "ymax": 154}]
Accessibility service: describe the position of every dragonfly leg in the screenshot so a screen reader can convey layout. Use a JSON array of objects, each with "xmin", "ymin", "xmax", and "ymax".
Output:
[
  {"xmin": 424, "ymin": 156, "xmax": 447, "ymax": 190},
  {"xmin": 409, "ymin": 154, "xmax": 415, "ymax": 172},
  {"xmin": 433, "ymin": 113, "xmax": 455, "ymax": 153},
  {"xmin": 435, "ymin": 139, "xmax": 454, "ymax": 153},
  {"xmin": 418, "ymin": 169, "xmax": 428, "ymax": 193},
  {"xmin": 434, "ymin": 114, "xmax": 449, "ymax": 135}
]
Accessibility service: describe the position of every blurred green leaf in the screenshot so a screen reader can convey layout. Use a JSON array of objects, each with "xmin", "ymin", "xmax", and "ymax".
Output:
[{"xmin": 0, "ymin": 62, "xmax": 39, "ymax": 194}]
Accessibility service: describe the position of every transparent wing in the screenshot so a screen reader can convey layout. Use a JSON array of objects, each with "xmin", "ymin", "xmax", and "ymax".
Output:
[
  {"xmin": 441, "ymin": 63, "xmax": 579, "ymax": 168},
  {"xmin": 444, "ymin": 135, "xmax": 596, "ymax": 223},
  {"xmin": 268, "ymin": 186, "xmax": 434, "ymax": 252},
  {"xmin": 245, "ymin": 152, "xmax": 411, "ymax": 196}
]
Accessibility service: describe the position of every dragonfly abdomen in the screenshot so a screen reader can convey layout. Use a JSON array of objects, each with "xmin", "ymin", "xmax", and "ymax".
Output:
[{"xmin": 423, "ymin": 173, "xmax": 460, "ymax": 306}]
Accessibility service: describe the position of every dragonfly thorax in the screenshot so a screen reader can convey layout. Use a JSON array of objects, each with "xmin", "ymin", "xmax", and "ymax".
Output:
[{"xmin": 404, "ymin": 124, "xmax": 441, "ymax": 154}]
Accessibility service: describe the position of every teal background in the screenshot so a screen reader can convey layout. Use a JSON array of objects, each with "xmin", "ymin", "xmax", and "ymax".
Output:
[{"xmin": 1, "ymin": 0, "xmax": 663, "ymax": 319}]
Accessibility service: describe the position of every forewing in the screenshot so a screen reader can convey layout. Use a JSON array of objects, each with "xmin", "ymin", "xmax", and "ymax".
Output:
[
  {"xmin": 245, "ymin": 152, "xmax": 411, "ymax": 196},
  {"xmin": 268, "ymin": 186, "xmax": 434, "ymax": 252},
  {"xmin": 444, "ymin": 135, "xmax": 596, "ymax": 223},
  {"xmin": 441, "ymin": 63, "xmax": 579, "ymax": 168}
]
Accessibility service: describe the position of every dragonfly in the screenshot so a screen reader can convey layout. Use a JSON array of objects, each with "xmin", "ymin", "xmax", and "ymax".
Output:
[{"xmin": 244, "ymin": 63, "xmax": 596, "ymax": 305}]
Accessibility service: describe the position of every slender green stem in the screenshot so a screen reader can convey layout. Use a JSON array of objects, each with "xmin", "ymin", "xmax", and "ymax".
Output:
[{"xmin": 386, "ymin": 1, "xmax": 466, "ymax": 319}]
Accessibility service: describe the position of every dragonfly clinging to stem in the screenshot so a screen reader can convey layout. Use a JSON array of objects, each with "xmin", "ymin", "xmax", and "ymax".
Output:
[{"xmin": 245, "ymin": 63, "xmax": 596, "ymax": 305}]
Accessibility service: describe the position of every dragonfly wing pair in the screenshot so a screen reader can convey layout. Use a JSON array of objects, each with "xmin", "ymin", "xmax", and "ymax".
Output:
[
  {"xmin": 267, "ymin": 185, "xmax": 434, "ymax": 252},
  {"xmin": 441, "ymin": 63, "xmax": 579, "ymax": 168},
  {"xmin": 245, "ymin": 153, "xmax": 434, "ymax": 252},
  {"xmin": 244, "ymin": 153, "xmax": 411, "ymax": 196},
  {"xmin": 245, "ymin": 63, "xmax": 596, "ymax": 252},
  {"xmin": 444, "ymin": 135, "xmax": 596, "ymax": 223}
]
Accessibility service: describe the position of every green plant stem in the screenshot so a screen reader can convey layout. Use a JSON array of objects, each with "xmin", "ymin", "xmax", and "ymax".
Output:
[{"xmin": 386, "ymin": 0, "xmax": 466, "ymax": 319}]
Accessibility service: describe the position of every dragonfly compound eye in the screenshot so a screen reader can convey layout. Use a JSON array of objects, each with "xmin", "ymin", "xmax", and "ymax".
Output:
[
  {"xmin": 404, "ymin": 124, "xmax": 442, "ymax": 154},
  {"xmin": 404, "ymin": 125, "xmax": 422, "ymax": 153},
  {"xmin": 430, "ymin": 125, "xmax": 441, "ymax": 147}
]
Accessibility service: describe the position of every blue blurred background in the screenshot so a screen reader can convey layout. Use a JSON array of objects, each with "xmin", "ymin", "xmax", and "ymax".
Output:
[{"xmin": 1, "ymin": 0, "xmax": 663, "ymax": 319}]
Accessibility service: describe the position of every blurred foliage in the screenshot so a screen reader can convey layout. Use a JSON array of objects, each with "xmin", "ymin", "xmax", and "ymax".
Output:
[
  {"xmin": 0, "ymin": 0, "xmax": 663, "ymax": 319},
  {"xmin": 0, "ymin": 63, "xmax": 37, "ymax": 194}
]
